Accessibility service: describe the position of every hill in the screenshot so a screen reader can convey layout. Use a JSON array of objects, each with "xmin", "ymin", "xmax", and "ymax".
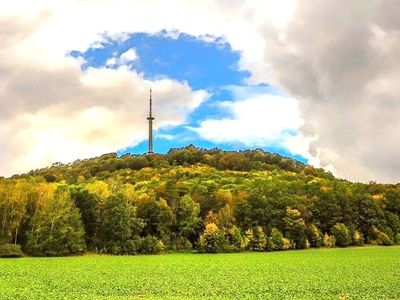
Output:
[{"xmin": 0, "ymin": 145, "xmax": 399, "ymax": 256}]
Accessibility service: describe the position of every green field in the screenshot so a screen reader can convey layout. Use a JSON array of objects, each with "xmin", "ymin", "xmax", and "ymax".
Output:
[{"xmin": 0, "ymin": 247, "xmax": 399, "ymax": 299}]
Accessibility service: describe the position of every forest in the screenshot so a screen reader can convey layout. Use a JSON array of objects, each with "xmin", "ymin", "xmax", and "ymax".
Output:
[{"xmin": 0, "ymin": 145, "xmax": 399, "ymax": 257}]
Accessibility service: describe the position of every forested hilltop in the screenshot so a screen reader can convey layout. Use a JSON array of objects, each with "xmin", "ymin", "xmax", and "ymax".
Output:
[{"xmin": 1, "ymin": 146, "xmax": 399, "ymax": 257}]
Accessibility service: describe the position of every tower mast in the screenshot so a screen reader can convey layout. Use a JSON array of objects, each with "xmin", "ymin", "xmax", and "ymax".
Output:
[{"xmin": 147, "ymin": 89, "xmax": 154, "ymax": 154}]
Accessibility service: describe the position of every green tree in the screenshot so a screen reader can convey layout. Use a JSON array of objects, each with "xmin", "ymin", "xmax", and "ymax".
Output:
[
  {"xmin": 225, "ymin": 226, "xmax": 246, "ymax": 251},
  {"xmin": 139, "ymin": 198, "xmax": 173, "ymax": 244},
  {"xmin": 267, "ymin": 228, "xmax": 285, "ymax": 251},
  {"xmin": 173, "ymin": 195, "xmax": 200, "ymax": 240},
  {"xmin": 69, "ymin": 186, "xmax": 99, "ymax": 248},
  {"xmin": 25, "ymin": 188, "xmax": 86, "ymax": 256},
  {"xmin": 96, "ymin": 193, "xmax": 144, "ymax": 254},
  {"xmin": 331, "ymin": 223, "xmax": 351, "ymax": 247},
  {"xmin": 250, "ymin": 226, "xmax": 267, "ymax": 251},
  {"xmin": 284, "ymin": 207, "xmax": 307, "ymax": 249},
  {"xmin": 307, "ymin": 224, "xmax": 323, "ymax": 247}
]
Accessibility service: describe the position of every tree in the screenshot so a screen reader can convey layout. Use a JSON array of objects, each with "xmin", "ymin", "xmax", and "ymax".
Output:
[
  {"xmin": 284, "ymin": 207, "xmax": 307, "ymax": 249},
  {"xmin": 173, "ymin": 195, "xmax": 200, "ymax": 240},
  {"xmin": 69, "ymin": 186, "xmax": 99, "ymax": 248},
  {"xmin": 331, "ymin": 223, "xmax": 351, "ymax": 247},
  {"xmin": 359, "ymin": 196, "xmax": 385, "ymax": 240},
  {"xmin": 25, "ymin": 188, "xmax": 86, "ymax": 256},
  {"xmin": 216, "ymin": 204, "xmax": 235, "ymax": 229},
  {"xmin": 0, "ymin": 180, "xmax": 30, "ymax": 244},
  {"xmin": 267, "ymin": 228, "xmax": 284, "ymax": 251},
  {"xmin": 173, "ymin": 195, "xmax": 200, "ymax": 249},
  {"xmin": 95, "ymin": 193, "xmax": 144, "ymax": 254},
  {"xmin": 139, "ymin": 198, "xmax": 173, "ymax": 244},
  {"xmin": 249, "ymin": 226, "xmax": 267, "ymax": 251},
  {"xmin": 225, "ymin": 226, "xmax": 247, "ymax": 251},
  {"xmin": 307, "ymin": 224, "xmax": 323, "ymax": 247}
]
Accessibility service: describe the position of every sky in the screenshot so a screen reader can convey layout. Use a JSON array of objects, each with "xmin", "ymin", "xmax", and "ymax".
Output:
[{"xmin": 1, "ymin": 0, "xmax": 400, "ymax": 183}]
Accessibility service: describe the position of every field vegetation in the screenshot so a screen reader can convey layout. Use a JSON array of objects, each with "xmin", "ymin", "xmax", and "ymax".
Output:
[{"xmin": 0, "ymin": 247, "xmax": 399, "ymax": 299}]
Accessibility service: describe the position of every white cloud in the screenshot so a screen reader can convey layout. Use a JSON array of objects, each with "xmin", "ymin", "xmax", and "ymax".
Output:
[
  {"xmin": 106, "ymin": 48, "xmax": 138, "ymax": 67},
  {"xmin": 194, "ymin": 93, "xmax": 304, "ymax": 149},
  {"xmin": 0, "ymin": 65, "xmax": 207, "ymax": 175},
  {"xmin": 119, "ymin": 48, "xmax": 138, "ymax": 64}
]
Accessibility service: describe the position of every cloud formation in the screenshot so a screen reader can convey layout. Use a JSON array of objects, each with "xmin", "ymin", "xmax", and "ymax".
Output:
[
  {"xmin": 0, "ymin": 0, "xmax": 295, "ymax": 176},
  {"xmin": 2, "ymin": 0, "xmax": 400, "ymax": 183},
  {"xmin": 0, "ymin": 12, "xmax": 207, "ymax": 176},
  {"xmin": 195, "ymin": 93, "xmax": 302, "ymax": 149},
  {"xmin": 257, "ymin": 0, "xmax": 400, "ymax": 182}
]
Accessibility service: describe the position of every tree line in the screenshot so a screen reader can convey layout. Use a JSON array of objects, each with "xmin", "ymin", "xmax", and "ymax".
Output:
[{"xmin": 1, "ymin": 146, "xmax": 399, "ymax": 256}]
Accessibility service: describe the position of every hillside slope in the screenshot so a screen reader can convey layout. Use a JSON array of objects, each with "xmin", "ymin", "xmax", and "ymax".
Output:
[{"xmin": 1, "ymin": 146, "xmax": 399, "ymax": 256}]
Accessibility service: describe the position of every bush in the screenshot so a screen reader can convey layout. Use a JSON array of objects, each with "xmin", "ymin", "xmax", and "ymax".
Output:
[
  {"xmin": 267, "ymin": 228, "xmax": 284, "ymax": 251},
  {"xmin": 307, "ymin": 224, "xmax": 323, "ymax": 247},
  {"xmin": 174, "ymin": 237, "xmax": 193, "ymax": 252},
  {"xmin": 353, "ymin": 230, "xmax": 364, "ymax": 246},
  {"xmin": 282, "ymin": 238, "xmax": 293, "ymax": 250},
  {"xmin": 0, "ymin": 244, "xmax": 24, "ymax": 258},
  {"xmin": 322, "ymin": 233, "xmax": 335, "ymax": 247},
  {"xmin": 331, "ymin": 223, "xmax": 351, "ymax": 247},
  {"xmin": 371, "ymin": 227, "xmax": 394, "ymax": 246},
  {"xmin": 125, "ymin": 236, "xmax": 142, "ymax": 254},
  {"xmin": 140, "ymin": 236, "xmax": 165, "ymax": 254},
  {"xmin": 225, "ymin": 226, "xmax": 246, "ymax": 252},
  {"xmin": 198, "ymin": 223, "xmax": 226, "ymax": 253},
  {"xmin": 250, "ymin": 226, "xmax": 267, "ymax": 251},
  {"xmin": 376, "ymin": 232, "xmax": 393, "ymax": 246},
  {"xmin": 395, "ymin": 233, "xmax": 400, "ymax": 245}
]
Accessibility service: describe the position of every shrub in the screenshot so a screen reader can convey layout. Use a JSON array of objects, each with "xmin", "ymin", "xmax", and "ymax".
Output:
[
  {"xmin": 198, "ymin": 223, "xmax": 226, "ymax": 253},
  {"xmin": 250, "ymin": 226, "xmax": 267, "ymax": 251},
  {"xmin": 225, "ymin": 226, "xmax": 246, "ymax": 252},
  {"xmin": 307, "ymin": 224, "xmax": 323, "ymax": 247},
  {"xmin": 0, "ymin": 244, "xmax": 24, "ymax": 258},
  {"xmin": 140, "ymin": 236, "xmax": 165, "ymax": 254},
  {"xmin": 125, "ymin": 236, "xmax": 142, "ymax": 254},
  {"xmin": 174, "ymin": 237, "xmax": 193, "ymax": 252},
  {"xmin": 353, "ymin": 230, "xmax": 364, "ymax": 246},
  {"xmin": 282, "ymin": 238, "xmax": 293, "ymax": 250},
  {"xmin": 395, "ymin": 233, "xmax": 400, "ymax": 245},
  {"xmin": 322, "ymin": 233, "xmax": 335, "ymax": 247},
  {"xmin": 267, "ymin": 228, "xmax": 284, "ymax": 251},
  {"xmin": 371, "ymin": 227, "xmax": 394, "ymax": 246},
  {"xmin": 331, "ymin": 223, "xmax": 351, "ymax": 247},
  {"xmin": 376, "ymin": 232, "xmax": 393, "ymax": 246}
]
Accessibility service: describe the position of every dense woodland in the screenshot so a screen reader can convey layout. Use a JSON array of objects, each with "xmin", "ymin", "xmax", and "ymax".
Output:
[{"xmin": 1, "ymin": 146, "xmax": 399, "ymax": 256}]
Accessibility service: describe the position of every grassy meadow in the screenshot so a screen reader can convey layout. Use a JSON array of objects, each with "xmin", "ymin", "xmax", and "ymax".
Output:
[{"xmin": 0, "ymin": 246, "xmax": 399, "ymax": 299}]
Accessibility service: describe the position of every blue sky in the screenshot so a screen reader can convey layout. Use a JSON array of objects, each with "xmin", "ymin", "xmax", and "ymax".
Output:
[{"xmin": 71, "ymin": 32, "xmax": 307, "ymax": 163}]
